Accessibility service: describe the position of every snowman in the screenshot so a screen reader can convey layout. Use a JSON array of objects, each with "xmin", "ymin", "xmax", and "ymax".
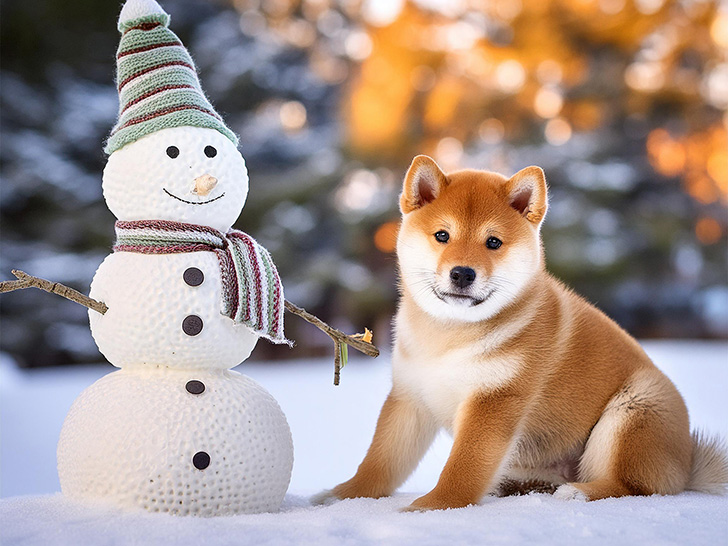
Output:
[{"xmin": 55, "ymin": 0, "xmax": 294, "ymax": 516}]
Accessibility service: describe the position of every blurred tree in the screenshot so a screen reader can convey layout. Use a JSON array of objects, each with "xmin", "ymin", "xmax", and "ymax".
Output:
[
  {"xmin": 243, "ymin": 0, "xmax": 728, "ymax": 336},
  {"xmin": 1, "ymin": 0, "xmax": 726, "ymax": 368}
]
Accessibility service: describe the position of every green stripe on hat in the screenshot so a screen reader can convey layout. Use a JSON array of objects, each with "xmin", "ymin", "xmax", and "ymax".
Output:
[
  {"xmin": 107, "ymin": 109, "xmax": 238, "ymax": 155},
  {"xmin": 119, "ymin": 88, "xmax": 222, "ymax": 126},
  {"xmin": 105, "ymin": 0, "xmax": 238, "ymax": 155},
  {"xmin": 119, "ymin": 64, "xmax": 200, "ymax": 107},
  {"xmin": 116, "ymin": 46, "xmax": 194, "ymax": 90},
  {"xmin": 116, "ymin": 25, "xmax": 180, "ymax": 56}
]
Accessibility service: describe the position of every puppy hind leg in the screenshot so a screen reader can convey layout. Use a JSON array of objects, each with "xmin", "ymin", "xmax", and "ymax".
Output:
[
  {"xmin": 554, "ymin": 479, "xmax": 631, "ymax": 501},
  {"xmin": 556, "ymin": 370, "xmax": 692, "ymax": 501},
  {"xmin": 555, "ymin": 415, "xmax": 677, "ymax": 502}
]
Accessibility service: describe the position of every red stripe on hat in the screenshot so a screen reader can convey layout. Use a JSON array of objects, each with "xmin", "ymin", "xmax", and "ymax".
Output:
[
  {"xmin": 122, "ymin": 22, "xmax": 163, "ymax": 35},
  {"xmin": 118, "ymin": 60, "xmax": 195, "ymax": 91},
  {"xmin": 112, "ymin": 104, "xmax": 222, "ymax": 133},
  {"xmin": 117, "ymin": 41, "xmax": 183, "ymax": 59},
  {"xmin": 120, "ymin": 84, "xmax": 196, "ymax": 115}
]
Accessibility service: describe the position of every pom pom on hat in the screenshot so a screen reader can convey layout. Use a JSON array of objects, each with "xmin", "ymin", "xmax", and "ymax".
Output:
[
  {"xmin": 117, "ymin": 0, "xmax": 168, "ymax": 32},
  {"xmin": 105, "ymin": 0, "xmax": 238, "ymax": 155}
]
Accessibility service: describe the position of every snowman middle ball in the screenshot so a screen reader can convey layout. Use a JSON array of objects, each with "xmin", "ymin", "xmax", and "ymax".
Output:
[{"xmin": 90, "ymin": 251, "xmax": 259, "ymax": 369}]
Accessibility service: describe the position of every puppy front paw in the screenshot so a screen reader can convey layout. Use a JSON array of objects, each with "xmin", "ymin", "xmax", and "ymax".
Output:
[
  {"xmin": 310, "ymin": 489, "xmax": 338, "ymax": 506},
  {"xmin": 553, "ymin": 483, "xmax": 588, "ymax": 501},
  {"xmin": 310, "ymin": 484, "xmax": 363, "ymax": 506},
  {"xmin": 401, "ymin": 492, "xmax": 471, "ymax": 512},
  {"xmin": 320, "ymin": 478, "xmax": 391, "ymax": 502}
]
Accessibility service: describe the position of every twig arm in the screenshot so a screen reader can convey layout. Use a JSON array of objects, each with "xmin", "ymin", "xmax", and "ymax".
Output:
[
  {"xmin": 0, "ymin": 270, "xmax": 108, "ymax": 314},
  {"xmin": 284, "ymin": 300, "xmax": 380, "ymax": 385},
  {"xmin": 283, "ymin": 300, "xmax": 379, "ymax": 357}
]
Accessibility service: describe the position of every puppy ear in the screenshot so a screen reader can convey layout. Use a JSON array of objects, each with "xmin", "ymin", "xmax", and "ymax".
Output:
[
  {"xmin": 400, "ymin": 155, "xmax": 449, "ymax": 214},
  {"xmin": 506, "ymin": 166, "xmax": 548, "ymax": 225}
]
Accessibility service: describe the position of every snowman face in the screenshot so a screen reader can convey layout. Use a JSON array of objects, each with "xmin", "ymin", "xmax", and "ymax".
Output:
[{"xmin": 103, "ymin": 127, "xmax": 248, "ymax": 233}]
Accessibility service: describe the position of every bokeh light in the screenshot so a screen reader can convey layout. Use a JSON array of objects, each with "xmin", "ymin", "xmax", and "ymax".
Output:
[
  {"xmin": 279, "ymin": 101, "xmax": 307, "ymax": 132},
  {"xmin": 545, "ymin": 118, "xmax": 572, "ymax": 146},
  {"xmin": 374, "ymin": 221, "xmax": 400, "ymax": 253}
]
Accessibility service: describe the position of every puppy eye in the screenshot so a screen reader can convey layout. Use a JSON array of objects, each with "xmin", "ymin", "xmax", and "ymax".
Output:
[
  {"xmin": 166, "ymin": 146, "xmax": 180, "ymax": 159},
  {"xmin": 486, "ymin": 237, "xmax": 502, "ymax": 249},
  {"xmin": 434, "ymin": 230, "xmax": 449, "ymax": 243},
  {"xmin": 204, "ymin": 145, "xmax": 217, "ymax": 158}
]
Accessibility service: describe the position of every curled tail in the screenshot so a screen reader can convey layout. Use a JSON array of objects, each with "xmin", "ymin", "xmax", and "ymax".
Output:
[{"xmin": 687, "ymin": 430, "xmax": 728, "ymax": 495}]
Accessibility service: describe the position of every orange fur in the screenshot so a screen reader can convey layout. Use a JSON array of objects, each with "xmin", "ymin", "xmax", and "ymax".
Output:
[
  {"xmin": 323, "ymin": 155, "xmax": 727, "ymax": 511},
  {"xmin": 331, "ymin": 392, "xmax": 438, "ymax": 500}
]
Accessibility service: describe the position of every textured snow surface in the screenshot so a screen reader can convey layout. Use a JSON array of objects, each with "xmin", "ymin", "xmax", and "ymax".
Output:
[
  {"xmin": 2, "ymin": 340, "xmax": 727, "ymax": 545},
  {"xmin": 2, "ymin": 491, "xmax": 727, "ymax": 546}
]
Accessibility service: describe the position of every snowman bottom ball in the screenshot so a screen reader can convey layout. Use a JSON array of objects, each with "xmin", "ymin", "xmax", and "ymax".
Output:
[{"xmin": 57, "ymin": 368, "xmax": 293, "ymax": 516}]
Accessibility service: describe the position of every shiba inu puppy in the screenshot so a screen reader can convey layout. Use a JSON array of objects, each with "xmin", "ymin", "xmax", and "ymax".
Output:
[{"xmin": 320, "ymin": 155, "xmax": 728, "ymax": 511}]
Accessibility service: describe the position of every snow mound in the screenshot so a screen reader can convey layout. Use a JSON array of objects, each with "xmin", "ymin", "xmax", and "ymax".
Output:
[{"xmin": 2, "ymin": 490, "xmax": 727, "ymax": 546}]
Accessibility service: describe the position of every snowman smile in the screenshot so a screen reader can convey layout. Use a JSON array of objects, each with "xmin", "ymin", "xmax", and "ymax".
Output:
[{"xmin": 163, "ymin": 188, "xmax": 225, "ymax": 205}]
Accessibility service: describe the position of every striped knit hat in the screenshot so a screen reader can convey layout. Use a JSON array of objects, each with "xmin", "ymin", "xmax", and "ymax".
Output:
[{"xmin": 105, "ymin": 0, "xmax": 238, "ymax": 155}]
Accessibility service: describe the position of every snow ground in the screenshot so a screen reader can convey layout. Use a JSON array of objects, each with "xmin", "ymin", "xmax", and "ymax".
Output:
[{"xmin": 1, "ymin": 340, "xmax": 727, "ymax": 545}]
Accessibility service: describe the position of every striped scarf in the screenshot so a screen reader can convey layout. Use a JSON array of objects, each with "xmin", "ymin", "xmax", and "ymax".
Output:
[{"xmin": 114, "ymin": 220, "xmax": 290, "ymax": 346}]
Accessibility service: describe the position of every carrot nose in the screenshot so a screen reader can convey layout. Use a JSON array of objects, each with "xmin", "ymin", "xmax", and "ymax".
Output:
[{"xmin": 192, "ymin": 174, "xmax": 218, "ymax": 196}]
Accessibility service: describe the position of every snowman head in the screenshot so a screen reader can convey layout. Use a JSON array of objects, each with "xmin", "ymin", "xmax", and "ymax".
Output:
[
  {"xmin": 103, "ymin": 126, "xmax": 248, "ymax": 233},
  {"xmin": 103, "ymin": 0, "xmax": 247, "ymax": 232}
]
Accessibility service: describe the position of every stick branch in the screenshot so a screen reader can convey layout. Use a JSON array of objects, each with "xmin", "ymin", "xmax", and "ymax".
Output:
[
  {"xmin": 0, "ymin": 270, "xmax": 379, "ymax": 385},
  {"xmin": 284, "ymin": 300, "xmax": 380, "ymax": 385},
  {"xmin": 0, "ymin": 270, "xmax": 108, "ymax": 314}
]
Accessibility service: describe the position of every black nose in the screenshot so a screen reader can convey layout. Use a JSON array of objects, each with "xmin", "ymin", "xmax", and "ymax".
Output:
[{"xmin": 450, "ymin": 266, "xmax": 476, "ymax": 289}]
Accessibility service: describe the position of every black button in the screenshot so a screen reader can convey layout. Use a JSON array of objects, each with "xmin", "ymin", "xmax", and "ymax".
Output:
[
  {"xmin": 193, "ymin": 451, "xmax": 210, "ymax": 470},
  {"xmin": 183, "ymin": 267, "xmax": 204, "ymax": 286},
  {"xmin": 185, "ymin": 380, "xmax": 205, "ymax": 395},
  {"xmin": 182, "ymin": 315, "xmax": 203, "ymax": 336}
]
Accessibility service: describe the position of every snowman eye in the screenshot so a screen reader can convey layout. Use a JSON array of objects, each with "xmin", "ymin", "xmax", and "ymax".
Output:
[
  {"xmin": 166, "ymin": 146, "xmax": 180, "ymax": 159},
  {"xmin": 204, "ymin": 146, "xmax": 217, "ymax": 158}
]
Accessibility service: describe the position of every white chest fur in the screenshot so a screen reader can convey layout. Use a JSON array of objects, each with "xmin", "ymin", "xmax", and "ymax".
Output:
[
  {"xmin": 392, "ymin": 317, "xmax": 521, "ymax": 431},
  {"xmin": 89, "ymin": 252, "xmax": 258, "ymax": 370}
]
